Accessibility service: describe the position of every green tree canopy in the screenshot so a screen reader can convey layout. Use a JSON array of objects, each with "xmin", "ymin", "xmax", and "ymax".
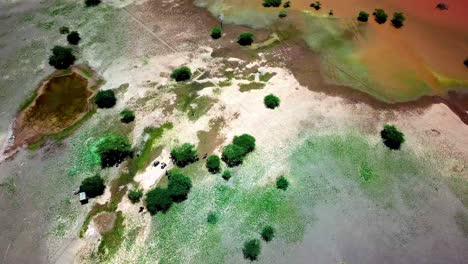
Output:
[
  {"xmin": 48, "ymin": 46, "xmax": 76, "ymax": 70},
  {"xmin": 167, "ymin": 171, "xmax": 193, "ymax": 202},
  {"xmin": 391, "ymin": 12, "xmax": 406, "ymax": 28},
  {"xmin": 373, "ymin": 9, "xmax": 388, "ymax": 24},
  {"xmin": 85, "ymin": 0, "xmax": 101, "ymax": 7},
  {"xmin": 358, "ymin": 11, "xmax": 369, "ymax": 22},
  {"xmin": 128, "ymin": 188, "xmax": 143, "ymax": 203},
  {"xmin": 264, "ymin": 94, "xmax": 280, "ymax": 109},
  {"xmin": 171, "ymin": 66, "xmax": 192, "ymax": 82},
  {"xmin": 380, "ymin": 124, "xmax": 405, "ymax": 150},
  {"xmin": 222, "ymin": 170, "xmax": 232, "ymax": 181},
  {"xmin": 276, "ymin": 176, "xmax": 289, "ymax": 190},
  {"xmin": 310, "ymin": 1, "xmax": 321, "ymax": 10},
  {"xmin": 242, "ymin": 239, "xmax": 261, "ymax": 261},
  {"xmin": 120, "ymin": 109, "xmax": 135, "ymax": 123},
  {"xmin": 95, "ymin": 90, "xmax": 117, "ymax": 109},
  {"xmin": 94, "ymin": 134, "xmax": 133, "ymax": 168},
  {"xmin": 170, "ymin": 143, "xmax": 198, "ymax": 167},
  {"xmin": 211, "ymin": 26, "xmax": 222, "ymax": 39},
  {"xmin": 261, "ymin": 226, "xmax": 275, "ymax": 242},
  {"xmin": 222, "ymin": 144, "xmax": 247, "ymax": 167},
  {"xmin": 238, "ymin": 32, "xmax": 254, "ymax": 46},
  {"xmin": 233, "ymin": 134, "xmax": 256, "ymax": 153},
  {"xmin": 80, "ymin": 175, "xmax": 105, "ymax": 198},
  {"xmin": 262, "ymin": 0, "xmax": 281, "ymax": 7},
  {"xmin": 206, "ymin": 155, "xmax": 221, "ymax": 173},
  {"xmin": 67, "ymin": 31, "xmax": 81, "ymax": 45},
  {"xmin": 146, "ymin": 187, "xmax": 173, "ymax": 214}
]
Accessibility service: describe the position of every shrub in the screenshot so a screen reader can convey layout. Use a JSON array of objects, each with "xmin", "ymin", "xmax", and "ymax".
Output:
[
  {"xmin": 242, "ymin": 239, "xmax": 261, "ymax": 261},
  {"xmin": 391, "ymin": 12, "xmax": 405, "ymax": 28},
  {"xmin": 80, "ymin": 175, "xmax": 105, "ymax": 198},
  {"xmin": 67, "ymin": 31, "xmax": 81, "ymax": 45},
  {"xmin": 128, "ymin": 189, "xmax": 143, "ymax": 203},
  {"xmin": 85, "ymin": 0, "xmax": 101, "ymax": 7},
  {"xmin": 262, "ymin": 0, "xmax": 281, "ymax": 7},
  {"xmin": 233, "ymin": 134, "xmax": 256, "ymax": 153},
  {"xmin": 207, "ymin": 211, "xmax": 218, "ymax": 224},
  {"xmin": 146, "ymin": 187, "xmax": 173, "ymax": 214},
  {"xmin": 211, "ymin": 26, "xmax": 222, "ymax": 39},
  {"xmin": 329, "ymin": 10, "xmax": 334, "ymax": 16},
  {"xmin": 222, "ymin": 170, "xmax": 232, "ymax": 181},
  {"xmin": 222, "ymin": 144, "xmax": 247, "ymax": 167},
  {"xmin": 283, "ymin": 1, "xmax": 290, "ymax": 8},
  {"xmin": 95, "ymin": 90, "xmax": 116, "ymax": 108},
  {"xmin": 276, "ymin": 176, "xmax": 289, "ymax": 190},
  {"xmin": 380, "ymin": 124, "xmax": 405, "ymax": 150},
  {"xmin": 171, "ymin": 66, "xmax": 192, "ymax": 82},
  {"xmin": 167, "ymin": 171, "xmax": 192, "ymax": 202},
  {"xmin": 59, "ymin": 26, "xmax": 70, "ymax": 34},
  {"xmin": 206, "ymin": 155, "xmax": 221, "ymax": 173},
  {"xmin": 310, "ymin": 1, "xmax": 321, "ymax": 10},
  {"xmin": 279, "ymin": 11, "xmax": 287, "ymax": 18},
  {"xmin": 264, "ymin": 94, "xmax": 280, "ymax": 109},
  {"xmin": 357, "ymin": 11, "xmax": 369, "ymax": 22},
  {"xmin": 170, "ymin": 143, "xmax": 198, "ymax": 167},
  {"xmin": 261, "ymin": 226, "xmax": 275, "ymax": 242},
  {"xmin": 120, "ymin": 109, "xmax": 135, "ymax": 123},
  {"xmin": 238, "ymin": 32, "xmax": 254, "ymax": 46},
  {"xmin": 48, "ymin": 46, "xmax": 76, "ymax": 70},
  {"xmin": 373, "ymin": 9, "xmax": 388, "ymax": 24},
  {"xmin": 95, "ymin": 134, "xmax": 133, "ymax": 168},
  {"xmin": 464, "ymin": 58, "xmax": 468, "ymax": 68}
]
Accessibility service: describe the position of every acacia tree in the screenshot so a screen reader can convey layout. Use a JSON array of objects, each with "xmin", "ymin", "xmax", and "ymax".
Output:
[
  {"xmin": 391, "ymin": 12, "xmax": 406, "ymax": 28},
  {"xmin": 146, "ymin": 187, "xmax": 173, "ymax": 214},
  {"xmin": 67, "ymin": 31, "xmax": 81, "ymax": 45},
  {"xmin": 95, "ymin": 90, "xmax": 116, "ymax": 108},
  {"xmin": 261, "ymin": 226, "xmax": 275, "ymax": 242},
  {"xmin": 48, "ymin": 46, "xmax": 76, "ymax": 69},
  {"xmin": 357, "ymin": 11, "xmax": 369, "ymax": 22},
  {"xmin": 222, "ymin": 144, "xmax": 246, "ymax": 167},
  {"xmin": 380, "ymin": 124, "xmax": 405, "ymax": 150},
  {"xmin": 167, "ymin": 171, "xmax": 193, "ymax": 202},
  {"xmin": 170, "ymin": 143, "xmax": 198, "ymax": 167},
  {"xmin": 171, "ymin": 66, "xmax": 192, "ymax": 82},
  {"xmin": 80, "ymin": 175, "xmax": 105, "ymax": 198},
  {"xmin": 206, "ymin": 155, "xmax": 221, "ymax": 173},
  {"xmin": 242, "ymin": 239, "xmax": 261, "ymax": 261},
  {"xmin": 238, "ymin": 33, "xmax": 254, "ymax": 46},
  {"xmin": 373, "ymin": 9, "xmax": 388, "ymax": 24},
  {"xmin": 95, "ymin": 134, "xmax": 133, "ymax": 168},
  {"xmin": 233, "ymin": 134, "xmax": 256, "ymax": 153}
]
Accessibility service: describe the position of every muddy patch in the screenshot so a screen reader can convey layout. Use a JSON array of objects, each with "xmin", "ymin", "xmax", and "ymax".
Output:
[{"xmin": 94, "ymin": 212, "xmax": 117, "ymax": 234}]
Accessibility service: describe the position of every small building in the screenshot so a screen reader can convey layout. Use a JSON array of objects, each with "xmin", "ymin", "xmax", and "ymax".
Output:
[{"xmin": 79, "ymin": 192, "xmax": 88, "ymax": 205}]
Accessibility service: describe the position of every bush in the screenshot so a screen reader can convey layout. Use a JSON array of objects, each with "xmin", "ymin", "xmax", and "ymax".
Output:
[
  {"xmin": 222, "ymin": 144, "xmax": 247, "ymax": 167},
  {"xmin": 167, "ymin": 171, "xmax": 192, "ymax": 202},
  {"xmin": 206, "ymin": 155, "xmax": 221, "ymax": 173},
  {"xmin": 95, "ymin": 90, "xmax": 116, "ymax": 109},
  {"xmin": 357, "ymin": 11, "xmax": 369, "ymax": 22},
  {"xmin": 171, "ymin": 66, "xmax": 192, "ymax": 82},
  {"xmin": 211, "ymin": 26, "xmax": 222, "ymax": 39},
  {"xmin": 238, "ymin": 32, "xmax": 254, "ymax": 46},
  {"xmin": 279, "ymin": 11, "xmax": 287, "ymax": 18},
  {"xmin": 80, "ymin": 175, "xmax": 105, "ymax": 198},
  {"xmin": 128, "ymin": 189, "xmax": 143, "ymax": 203},
  {"xmin": 233, "ymin": 134, "xmax": 256, "ymax": 153},
  {"xmin": 391, "ymin": 12, "xmax": 405, "ymax": 28},
  {"xmin": 146, "ymin": 187, "xmax": 173, "ymax": 214},
  {"xmin": 264, "ymin": 94, "xmax": 280, "ymax": 109},
  {"xmin": 120, "ymin": 109, "xmax": 135, "ymax": 123},
  {"xmin": 380, "ymin": 124, "xmax": 405, "ymax": 150},
  {"xmin": 48, "ymin": 46, "xmax": 76, "ymax": 70},
  {"xmin": 262, "ymin": 0, "xmax": 281, "ymax": 7},
  {"xmin": 242, "ymin": 239, "xmax": 261, "ymax": 261},
  {"xmin": 170, "ymin": 143, "xmax": 198, "ymax": 167},
  {"xmin": 95, "ymin": 134, "xmax": 133, "ymax": 168},
  {"xmin": 310, "ymin": 1, "xmax": 321, "ymax": 10},
  {"xmin": 207, "ymin": 211, "xmax": 218, "ymax": 224},
  {"xmin": 276, "ymin": 176, "xmax": 289, "ymax": 190},
  {"xmin": 373, "ymin": 9, "xmax": 388, "ymax": 24},
  {"xmin": 283, "ymin": 1, "xmax": 290, "ymax": 8},
  {"xmin": 59, "ymin": 26, "xmax": 70, "ymax": 34},
  {"xmin": 67, "ymin": 31, "xmax": 81, "ymax": 45},
  {"xmin": 261, "ymin": 226, "xmax": 275, "ymax": 242},
  {"xmin": 85, "ymin": 0, "xmax": 101, "ymax": 7},
  {"xmin": 464, "ymin": 58, "xmax": 468, "ymax": 68},
  {"xmin": 222, "ymin": 170, "xmax": 232, "ymax": 181}
]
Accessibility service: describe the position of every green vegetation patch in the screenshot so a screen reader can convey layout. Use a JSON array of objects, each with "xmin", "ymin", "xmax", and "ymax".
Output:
[
  {"xmin": 97, "ymin": 211, "xmax": 125, "ymax": 260},
  {"xmin": 172, "ymin": 82, "xmax": 217, "ymax": 120},
  {"xmin": 259, "ymin": 72, "xmax": 276, "ymax": 82},
  {"xmin": 135, "ymin": 123, "xmax": 173, "ymax": 172},
  {"xmin": 239, "ymin": 82, "xmax": 266, "ymax": 92}
]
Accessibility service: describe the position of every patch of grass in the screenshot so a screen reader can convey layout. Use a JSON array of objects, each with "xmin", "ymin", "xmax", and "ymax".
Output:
[
  {"xmin": 217, "ymin": 80, "xmax": 232, "ymax": 87},
  {"xmin": 454, "ymin": 210, "xmax": 468, "ymax": 237},
  {"xmin": 135, "ymin": 122, "xmax": 173, "ymax": 172},
  {"xmin": 239, "ymin": 82, "xmax": 266, "ymax": 92},
  {"xmin": 448, "ymin": 176, "xmax": 468, "ymax": 208},
  {"xmin": 259, "ymin": 72, "xmax": 276, "ymax": 82},
  {"xmin": 97, "ymin": 211, "xmax": 125, "ymax": 259},
  {"xmin": 18, "ymin": 89, "xmax": 38, "ymax": 111},
  {"xmin": 172, "ymin": 82, "xmax": 217, "ymax": 120}
]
